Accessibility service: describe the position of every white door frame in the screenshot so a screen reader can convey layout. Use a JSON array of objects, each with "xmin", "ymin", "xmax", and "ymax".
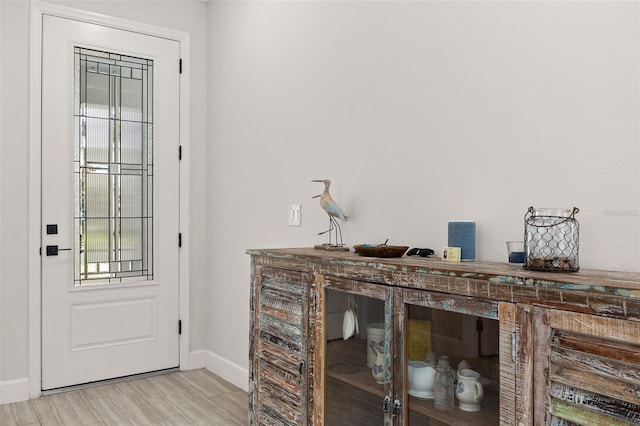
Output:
[{"xmin": 29, "ymin": 1, "xmax": 191, "ymax": 398}]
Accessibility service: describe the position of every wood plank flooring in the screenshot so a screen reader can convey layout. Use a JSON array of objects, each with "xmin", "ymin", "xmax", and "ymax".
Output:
[{"xmin": 0, "ymin": 369, "xmax": 248, "ymax": 426}]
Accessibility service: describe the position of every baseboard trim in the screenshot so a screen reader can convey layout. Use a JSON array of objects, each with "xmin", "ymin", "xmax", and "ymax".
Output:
[
  {"xmin": 189, "ymin": 349, "xmax": 248, "ymax": 392},
  {"xmin": 0, "ymin": 378, "xmax": 30, "ymax": 404},
  {"xmin": 188, "ymin": 348, "xmax": 208, "ymax": 369}
]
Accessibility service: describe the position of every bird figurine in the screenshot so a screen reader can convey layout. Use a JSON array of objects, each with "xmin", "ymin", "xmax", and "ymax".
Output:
[{"xmin": 312, "ymin": 179, "xmax": 349, "ymax": 248}]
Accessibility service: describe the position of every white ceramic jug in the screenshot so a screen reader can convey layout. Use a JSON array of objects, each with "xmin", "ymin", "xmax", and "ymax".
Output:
[{"xmin": 456, "ymin": 368, "xmax": 484, "ymax": 412}]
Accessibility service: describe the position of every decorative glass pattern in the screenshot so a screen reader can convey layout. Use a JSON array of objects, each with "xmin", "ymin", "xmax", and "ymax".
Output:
[{"xmin": 74, "ymin": 47, "xmax": 153, "ymax": 285}]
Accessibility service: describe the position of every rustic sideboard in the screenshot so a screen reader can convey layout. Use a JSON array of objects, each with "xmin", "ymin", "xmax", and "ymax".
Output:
[{"xmin": 248, "ymin": 247, "xmax": 640, "ymax": 425}]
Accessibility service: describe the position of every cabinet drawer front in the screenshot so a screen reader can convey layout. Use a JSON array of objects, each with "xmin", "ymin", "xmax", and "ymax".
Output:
[{"xmin": 253, "ymin": 267, "xmax": 310, "ymax": 426}]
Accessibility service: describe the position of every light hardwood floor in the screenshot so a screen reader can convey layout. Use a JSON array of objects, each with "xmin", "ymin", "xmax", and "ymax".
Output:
[{"xmin": 0, "ymin": 369, "xmax": 248, "ymax": 426}]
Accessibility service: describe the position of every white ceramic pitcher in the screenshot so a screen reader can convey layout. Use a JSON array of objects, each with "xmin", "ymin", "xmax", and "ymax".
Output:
[{"xmin": 455, "ymin": 368, "xmax": 484, "ymax": 412}]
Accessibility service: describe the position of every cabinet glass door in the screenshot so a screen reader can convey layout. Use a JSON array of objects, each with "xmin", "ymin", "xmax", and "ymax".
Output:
[
  {"xmin": 400, "ymin": 290, "xmax": 506, "ymax": 425},
  {"xmin": 322, "ymin": 278, "xmax": 393, "ymax": 425}
]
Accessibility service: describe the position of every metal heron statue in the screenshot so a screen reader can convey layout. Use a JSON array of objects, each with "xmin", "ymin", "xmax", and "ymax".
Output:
[{"xmin": 312, "ymin": 179, "xmax": 348, "ymax": 247}]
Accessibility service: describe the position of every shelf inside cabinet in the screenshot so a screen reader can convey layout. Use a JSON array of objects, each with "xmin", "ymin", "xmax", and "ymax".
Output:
[
  {"xmin": 326, "ymin": 338, "xmax": 499, "ymax": 425},
  {"xmin": 407, "ymin": 391, "xmax": 499, "ymax": 426},
  {"xmin": 326, "ymin": 338, "xmax": 385, "ymax": 397}
]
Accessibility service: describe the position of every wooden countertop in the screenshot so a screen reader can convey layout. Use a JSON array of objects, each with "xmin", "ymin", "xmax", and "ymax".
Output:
[{"xmin": 248, "ymin": 248, "xmax": 640, "ymax": 314}]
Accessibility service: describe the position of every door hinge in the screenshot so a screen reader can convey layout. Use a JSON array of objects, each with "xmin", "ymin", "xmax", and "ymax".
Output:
[
  {"xmin": 178, "ymin": 320, "xmax": 182, "ymax": 335},
  {"xmin": 179, "ymin": 145, "xmax": 182, "ymax": 160},
  {"xmin": 179, "ymin": 233, "xmax": 182, "ymax": 247},
  {"xmin": 179, "ymin": 58, "xmax": 183, "ymax": 74}
]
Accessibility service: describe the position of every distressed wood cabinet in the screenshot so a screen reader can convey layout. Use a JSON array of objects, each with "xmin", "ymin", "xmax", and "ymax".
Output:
[{"xmin": 248, "ymin": 248, "xmax": 640, "ymax": 425}]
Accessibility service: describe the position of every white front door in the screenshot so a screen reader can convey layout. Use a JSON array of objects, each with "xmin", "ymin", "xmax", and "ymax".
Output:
[{"xmin": 41, "ymin": 14, "xmax": 181, "ymax": 390}]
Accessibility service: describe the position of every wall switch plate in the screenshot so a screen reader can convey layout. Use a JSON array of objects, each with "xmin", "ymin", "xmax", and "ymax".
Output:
[{"xmin": 288, "ymin": 204, "xmax": 301, "ymax": 226}]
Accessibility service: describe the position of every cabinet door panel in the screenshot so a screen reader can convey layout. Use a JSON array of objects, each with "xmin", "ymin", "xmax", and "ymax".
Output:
[
  {"xmin": 250, "ymin": 266, "xmax": 311, "ymax": 426},
  {"xmin": 317, "ymin": 275, "xmax": 393, "ymax": 425},
  {"xmin": 398, "ymin": 289, "xmax": 517, "ymax": 426},
  {"xmin": 534, "ymin": 308, "xmax": 640, "ymax": 425}
]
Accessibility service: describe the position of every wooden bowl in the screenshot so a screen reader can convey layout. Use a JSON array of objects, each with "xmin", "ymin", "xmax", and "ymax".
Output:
[{"xmin": 353, "ymin": 245, "xmax": 409, "ymax": 258}]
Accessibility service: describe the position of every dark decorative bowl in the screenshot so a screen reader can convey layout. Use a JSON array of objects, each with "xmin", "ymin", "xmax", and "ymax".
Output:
[{"xmin": 353, "ymin": 245, "xmax": 409, "ymax": 258}]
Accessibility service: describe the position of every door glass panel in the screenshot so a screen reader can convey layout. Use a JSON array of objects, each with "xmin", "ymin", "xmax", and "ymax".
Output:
[
  {"xmin": 406, "ymin": 304, "xmax": 500, "ymax": 425},
  {"xmin": 73, "ymin": 47, "xmax": 153, "ymax": 285},
  {"xmin": 325, "ymin": 289, "xmax": 386, "ymax": 425}
]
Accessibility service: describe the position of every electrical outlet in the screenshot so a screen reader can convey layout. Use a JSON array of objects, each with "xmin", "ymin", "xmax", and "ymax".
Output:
[{"xmin": 288, "ymin": 204, "xmax": 301, "ymax": 226}]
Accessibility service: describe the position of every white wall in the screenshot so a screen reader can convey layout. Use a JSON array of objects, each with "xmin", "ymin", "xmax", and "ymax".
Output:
[
  {"xmin": 1, "ymin": 0, "xmax": 32, "ymax": 394},
  {"xmin": 0, "ymin": 0, "xmax": 209, "ymax": 398},
  {"xmin": 208, "ymin": 0, "xmax": 639, "ymax": 379}
]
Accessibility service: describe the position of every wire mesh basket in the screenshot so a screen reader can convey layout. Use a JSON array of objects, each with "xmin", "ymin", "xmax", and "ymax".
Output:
[{"xmin": 524, "ymin": 206, "xmax": 579, "ymax": 272}]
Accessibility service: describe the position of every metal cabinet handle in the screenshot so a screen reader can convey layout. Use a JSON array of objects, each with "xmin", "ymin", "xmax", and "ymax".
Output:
[
  {"xmin": 383, "ymin": 395, "xmax": 392, "ymax": 414},
  {"xmin": 392, "ymin": 398, "xmax": 402, "ymax": 418}
]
